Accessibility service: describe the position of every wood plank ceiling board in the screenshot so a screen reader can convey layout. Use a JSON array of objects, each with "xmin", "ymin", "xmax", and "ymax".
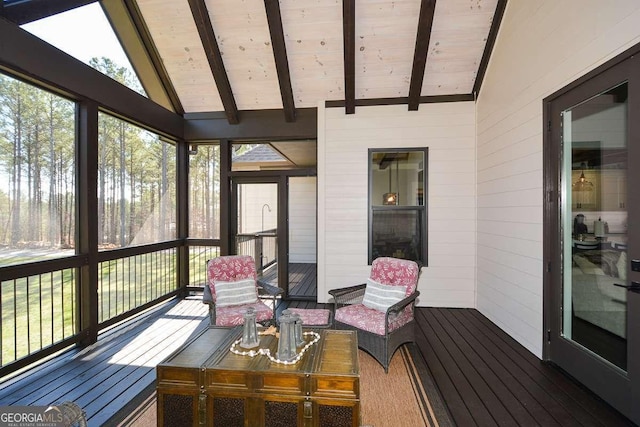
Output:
[
  {"xmin": 421, "ymin": 0, "xmax": 498, "ymax": 96},
  {"xmin": 204, "ymin": 0, "xmax": 282, "ymax": 110},
  {"xmin": 136, "ymin": 0, "xmax": 224, "ymax": 112},
  {"xmin": 354, "ymin": 0, "xmax": 420, "ymax": 100},
  {"xmin": 279, "ymin": 0, "xmax": 345, "ymax": 108},
  {"xmin": 270, "ymin": 140, "xmax": 317, "ymax": 167}
]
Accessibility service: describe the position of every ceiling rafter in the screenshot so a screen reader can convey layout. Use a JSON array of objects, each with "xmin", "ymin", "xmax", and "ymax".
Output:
[
  {"xmin": 408, "ymin": 0, "xmax": 436, "ymax": 111},
  {"xmin": 342, "ymin": 0, "xmax": 356, "ymax": 115},
  {"xmin": 264, "ymin": 0, "xmax": 296, "ymax": 123},
  {"xmin": 0, "ymin": 0, "xmax": 96, "ymax": 25},
  {"xmin": 473, "ymin": 0, "xmax": 508, "ymax": 97},
  {"xmin": 187, "ymin": 0, "xmax": 239, "ymax": 124}
]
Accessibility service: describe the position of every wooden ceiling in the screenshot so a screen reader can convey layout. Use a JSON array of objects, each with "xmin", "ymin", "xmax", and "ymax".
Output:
[{"xmin": 2, "ymin": 0, "xmax": 507, "ymax": 123}]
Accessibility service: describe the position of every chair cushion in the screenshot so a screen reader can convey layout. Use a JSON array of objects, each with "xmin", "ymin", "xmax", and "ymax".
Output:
[
  {"xmin": 362, "ymin": 278, "xmax": 407, "ymax": 312},
  {"xmin": 213, "ymin": 278, "xmax": 258, "ymax": 307},
  {"xmin": 207, "ymin": 255, "xmax": 258, "ymax": 298},
  {"xmin": 216, "ymin": 301, "xmax": 273, "ymax": 326},
  {"xmin": 370, "ymin": 257, "xmax": 420, "ymax": 295},
  {"xmin": 335, "ymin": 304, "xmax": 413, "ymax": 336},
  {"xmin": 288, "ymin": 308, "xmax": 331, "ymax": 326}
]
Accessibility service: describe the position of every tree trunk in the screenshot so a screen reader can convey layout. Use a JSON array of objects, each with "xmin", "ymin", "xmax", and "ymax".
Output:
[
  {"xmin": 119, "ymin": 121, "xmax": 126, "ymax": 247},
  {"xmin": 10, "ymin": 94, "xmax": 22, "ymax": 245}
]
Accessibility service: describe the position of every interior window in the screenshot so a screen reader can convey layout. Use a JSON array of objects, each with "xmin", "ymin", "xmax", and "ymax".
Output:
[{"xmin": 369, "ymin": 149, "xmax": 428, "ymax": 265}]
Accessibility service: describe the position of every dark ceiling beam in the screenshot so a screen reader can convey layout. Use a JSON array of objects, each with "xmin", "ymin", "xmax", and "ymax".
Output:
[
  {"xmin": 114, "ymin": 0, "xmax": 184, "ymax": 114},
  {"xmin": 408, "ymin": 0, "xmax": 436, "ymax": 111},
  {"xmin": 0, "ymin": 0, "xmax": 96, "ymax": 25},
  {"xmin": 264, "ymin": 0, "xmax": 296, "ymax": 123},
  {"xmin": 324, "ymin": 94, "xmax": 474, "ymax": 108},
  {"xmin": 472, "ymin": 0, "xmax": 507, "ymax": 96},
  {"xmin": 184, "ymin": 108, "xmax": 317, "ymax": 141},
  {"xmin": 342, "ymin": 0, "xmax": 355, "ymax": 114},
  {"xmin": 187, "ymin": 0, "xmax": 239, "ymax": 124}
]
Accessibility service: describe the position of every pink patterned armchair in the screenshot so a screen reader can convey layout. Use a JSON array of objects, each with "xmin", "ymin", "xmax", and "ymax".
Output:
[
  {"xmin": 329, "ymin": 257, "xmax": 421, "ymax": 372},
  {"xmin": 203, "ymin": 255, "xmax": 282, "ymax": 326}
]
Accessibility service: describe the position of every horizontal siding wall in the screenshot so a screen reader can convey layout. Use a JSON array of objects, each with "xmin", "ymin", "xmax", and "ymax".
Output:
[
  {"xmin": 476, "ymin": 0, "xmax": 640, "ymax": 357},
  {"xmin": 317, "ymin": 102, "xmax": 476, "ymax": 307},
  {"xmin": 289, "ymin": 177, "xmax": 317, "ymax": 263}
]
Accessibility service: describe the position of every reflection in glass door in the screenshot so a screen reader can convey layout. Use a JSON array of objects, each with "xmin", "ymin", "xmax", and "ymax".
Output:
[
  {"xmin": 561, "ymin": 83, "xmax": 629, "ymax": 370},
  {"xmin": 235, "ymin": 183, "xmax": 278, "ymax": 281}
]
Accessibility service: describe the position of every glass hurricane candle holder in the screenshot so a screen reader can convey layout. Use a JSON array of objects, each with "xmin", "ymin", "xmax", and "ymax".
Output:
[
  {"xmin": 241, "ymin": 307, "xmax": 259, "ymax": 348},
  {"xmin": 276, "ymin": 311, "xmax": 297, "ymax": 362}
]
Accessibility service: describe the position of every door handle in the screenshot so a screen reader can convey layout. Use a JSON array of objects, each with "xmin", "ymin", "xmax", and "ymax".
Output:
[{"xmin": 613, "ymin": 281, "xmax": 640, "ymax": 293}]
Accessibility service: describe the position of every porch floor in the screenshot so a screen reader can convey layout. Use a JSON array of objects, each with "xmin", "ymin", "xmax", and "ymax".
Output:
[
  {"xmin": 0, "ymin": 298, "xmax": 632, "ymax": 426},
  {"xmin": 415, "ymin": 307, "xmax": 634, "ymax": 426},
  {"xmin": 260, "ymin": 262, "xmax": 317, "ymax": 299},
  {"xmin": 0, "ymin": 297, "xmax": 210, "ymax": 426}
]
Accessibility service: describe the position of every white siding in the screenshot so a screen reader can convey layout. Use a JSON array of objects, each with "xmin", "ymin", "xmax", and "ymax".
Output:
[
  {"xmin": 476, "ymin": 0, "xmax": 640, "ymax": 357},
  {"xmin": 317, "ymin": 102, "xmax": 476, "ymax": 307},
  {"xmin": 289, "ymin": 177, "xmax": 317, "ymax": 263},
  {"xmin": 238, "ymin": 184, "xmax": 277, "ymax": 233}
]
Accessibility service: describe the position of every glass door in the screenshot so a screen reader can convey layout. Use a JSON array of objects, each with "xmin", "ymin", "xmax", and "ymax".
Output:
[
  {"xmin": 232, "ymin": 181, "xmax": 279, "ymax": 283},
  {"xmin": 548, "ymin": 56, "xmax": 640, "ymax": 424},
  {"xmin": 561, "ymin": 82, "xmax": 629, "ymax": 370}
]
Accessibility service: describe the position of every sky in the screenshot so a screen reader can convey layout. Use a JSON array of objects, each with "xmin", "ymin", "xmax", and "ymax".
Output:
[{"xmin": 21, "ymin": 2, "xmax": 133, "ymax": 71}]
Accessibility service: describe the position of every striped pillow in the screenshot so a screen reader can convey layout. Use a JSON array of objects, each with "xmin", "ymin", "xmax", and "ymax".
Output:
[
  {"xmin": 362, "ymin": 278, "xmax": 407, "ymax": 312},
  {"xmin": 214, "ymin": 279, "xmax": 258, "ymax": 307}
]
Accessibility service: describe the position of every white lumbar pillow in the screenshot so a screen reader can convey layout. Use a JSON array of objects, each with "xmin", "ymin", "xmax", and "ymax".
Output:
[
  {"xmin": 362, "ymin": 278, "xmax": 407, "ymax": 312},
  {"xmin": 214, "ymin": 278, "xmax": 258, "ymax": 307}
]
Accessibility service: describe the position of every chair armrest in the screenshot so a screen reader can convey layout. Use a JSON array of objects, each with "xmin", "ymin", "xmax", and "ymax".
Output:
[
  {"xmin": 384, "ymin": 290, "xmax": 420, "ymax": 334},
  {"xmin": 386, "ymin": 290, "xmax": 420, "ymax": 316},
  {"xmin": 386, "ymin": 291, "xmax": 420, "ymax": 320},
  {"xmin": 202, "ymin": 283, "xmax": 215, "ymax": 305},
  {"xmin": 329, "ymin": 284, "xmax": 367, "ymax": 307},
  {"xmin": 257, "ymin": 280, "xmax": 284, "ymax": 297}
]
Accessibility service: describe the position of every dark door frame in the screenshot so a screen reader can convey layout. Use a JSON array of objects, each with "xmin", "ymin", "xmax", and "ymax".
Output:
[
  {"xmin": 230, "ymin": 175, "xmax": 288, "ymax": 297},
  {"xmin": 227, "ymin": 168, "xmax": 316, "ymax": 300},
  {"xmin": 543, "ymin": 44, "xmax": 640, "ymax": 423}
]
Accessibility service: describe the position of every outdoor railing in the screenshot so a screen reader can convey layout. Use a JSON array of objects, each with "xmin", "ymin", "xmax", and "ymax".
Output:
[
  {"xmin": 97, "ymin": 243, "xmax": 179, "ymax": 325},
  {"xmin": 0, "ymin": 257, "xmax": 84, "ymax": 373},
  {"xmin": 187, "ymin": 244, "xmax": 221, "ymax": 288},
  {"xmin": 0, "ymin": 241, "xmax": 186, "ymax": 376},
  {"xmin": 236, "ymin": 229, "xmax": 277, "ymax": 273}
]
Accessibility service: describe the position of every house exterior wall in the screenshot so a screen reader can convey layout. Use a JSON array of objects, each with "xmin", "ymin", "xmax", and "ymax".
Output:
[
  {"xmin": 317, "ymin": 102, "xmax": 476, "ymax": 307},
  {"xmin": 289, "ymin": 176, "xmax": 317, "ymax": 263},
  {"xmin": 476, "ymin": 0, "xmax": 640, "ymax": 358},
  {"xmin": 238, "ymin": 184, "xmax": 278, "ymax": 234}
]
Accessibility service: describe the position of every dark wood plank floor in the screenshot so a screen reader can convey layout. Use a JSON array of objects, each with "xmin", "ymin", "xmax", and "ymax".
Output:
[
  {"xmin": 0, "ymin": 298, "xmax": 633, "ymax": 426},
  {"xmin": 415, "ymin": 307, "xmax": 634, "ymax": 427},
  {"xmin": 0, "ymin": 297, "xmax": 209, "ymax": 426},
  {"xmin": 260, "ymin": 262, "xmax": 317, "ymax": 299}
]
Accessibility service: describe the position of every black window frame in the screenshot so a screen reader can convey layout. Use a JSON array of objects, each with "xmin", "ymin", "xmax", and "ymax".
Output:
[{"xmin": 368, "ymin": 147, "xmax": 428, "ymax": 265}]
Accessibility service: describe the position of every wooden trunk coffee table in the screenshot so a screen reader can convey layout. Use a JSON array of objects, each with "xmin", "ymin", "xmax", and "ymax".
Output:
[{"xmin": 156, "ymin": 326, "xmax": 359, "ymax": 427}]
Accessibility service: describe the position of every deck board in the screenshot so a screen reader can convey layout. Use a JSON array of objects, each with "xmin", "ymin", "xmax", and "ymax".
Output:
[
  {"xmin": 0, "ymin": 298, "xmax": 632, "ymax": 426},
  {"xmin": 260, "ymin": 262, "xmax": 317, "ymax": 299},
  {"xmin": 0, "ymin": 297, "xmax": 209, "ymax": 424},
  {"xmin": 416, "ymin": 308, "xmax": 634, "ymax": 427},
  {"xmin": 463, "ymin": 310, "xmax": 632, "ymax": 426},
  {"xmin": 439, "ymin": 309, "xmax": 561, "ymax": 426}
]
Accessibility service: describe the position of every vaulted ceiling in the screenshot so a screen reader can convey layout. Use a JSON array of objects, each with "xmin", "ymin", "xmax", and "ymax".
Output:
[{"xmin": 1, "ymin": 0, "xmax": 506, "ymax": 123}]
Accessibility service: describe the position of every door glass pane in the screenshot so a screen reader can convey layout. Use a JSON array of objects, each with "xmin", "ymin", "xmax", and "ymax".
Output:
[
  {"xmin": 562, "ymin": 82, "xmax": 628, "ymax": 370},
  {"xmin": 235, "ymin": 183, "xmax": 278, "ymax": 280}
]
